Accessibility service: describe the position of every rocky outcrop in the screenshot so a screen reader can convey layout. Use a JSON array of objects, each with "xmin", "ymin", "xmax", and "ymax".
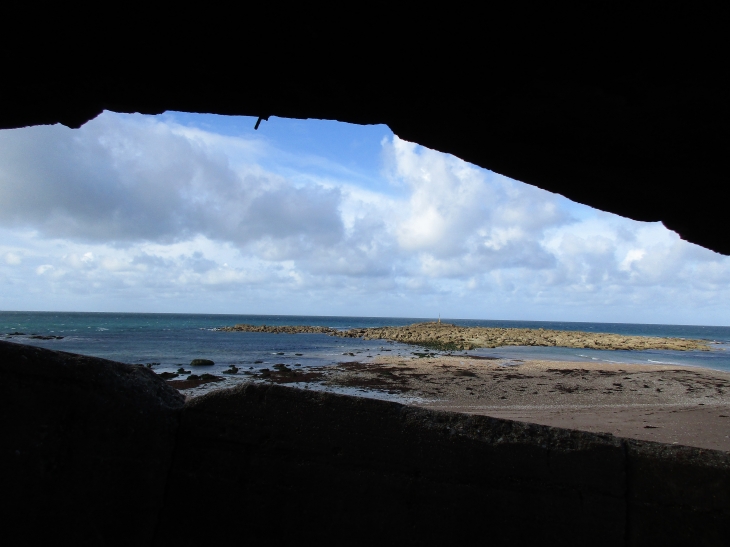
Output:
[
  {"xmin": 219, "ymin": 324, "xmax": 339, "ymax": 334},
  {"xmin": 334, "ymin": 322, "xmax": 709, "ymax": 351},
  {"xmin": 189, "ymin": 358, "xmax": 214, "ymax": 366},
  {"xmin": 222, "ymin": 321, "xmax": 709, "ymax": 351},
  {"xmin": 3, "ymin": 341, "xmax": 729, "ymax": 545}
]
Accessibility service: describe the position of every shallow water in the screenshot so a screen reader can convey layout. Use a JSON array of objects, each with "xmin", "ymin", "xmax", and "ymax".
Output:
[
  {"xmin": 2, "ymin": 311, "xmax": 729, "ymax": 374},
  {"xmin": 470, "ymin": 344, "xmax": 730, "ymax": 372}
]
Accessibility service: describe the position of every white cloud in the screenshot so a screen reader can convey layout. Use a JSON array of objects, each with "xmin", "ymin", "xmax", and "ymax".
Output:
[
  {"xmin": 4, "ymin": 252, "xmax": 21, "ymax": 265},
  {"xmin": 0, "ymin": 111, "xmax": 729, "ymax": 324},
  {"xmin": 36, "ymin": 264, "xmax": 54, "ymax": 275},
  {"xmin": 0, "ymin": 115, "xmax": 343, "ymax": 250}
]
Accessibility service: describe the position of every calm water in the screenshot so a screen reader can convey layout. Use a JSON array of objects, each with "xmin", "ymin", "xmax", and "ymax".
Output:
[{"xmin": 2, "ymin": 311, "xmax": 729, "ymax": 374}]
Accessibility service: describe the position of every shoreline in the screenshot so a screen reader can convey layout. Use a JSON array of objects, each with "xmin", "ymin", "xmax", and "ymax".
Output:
[{"xmin": 172, "ymin": 354, "xmax": 730, "ymax": 451}]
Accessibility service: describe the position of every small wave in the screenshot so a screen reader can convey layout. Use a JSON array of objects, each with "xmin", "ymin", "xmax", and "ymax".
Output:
[
  {"xmin": 96, "ymin": 327, "xmax": 109, "ymax": 331},
  {"xmin": 647, "ymin": 359, "xmax": 679, "ymax": 365}
]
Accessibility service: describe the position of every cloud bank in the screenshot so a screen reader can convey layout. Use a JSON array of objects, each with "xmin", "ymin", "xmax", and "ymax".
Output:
[{"xmin": 1, "ymin": 112, "xmax": 728, "ymax": 324}]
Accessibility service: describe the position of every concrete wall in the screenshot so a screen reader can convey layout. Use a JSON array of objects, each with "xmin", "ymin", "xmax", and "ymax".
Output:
[
  {"xmin": 3, "ymin": 342, "xmax": 729, "ymax": 546},
  {"xmin": 0, "ymin": 341, "xmax": 184, "ymax": 545}
]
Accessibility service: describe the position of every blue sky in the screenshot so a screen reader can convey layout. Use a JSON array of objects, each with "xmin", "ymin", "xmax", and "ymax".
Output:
[{"xmin": 1, "ymin": 111, "xmax": 729, "ymax": 325}]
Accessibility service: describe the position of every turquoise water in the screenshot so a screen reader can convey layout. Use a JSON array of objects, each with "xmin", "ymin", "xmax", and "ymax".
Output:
[{"xmin": 1, "ymin": 311, "xmax": 729, "ymax": 374}]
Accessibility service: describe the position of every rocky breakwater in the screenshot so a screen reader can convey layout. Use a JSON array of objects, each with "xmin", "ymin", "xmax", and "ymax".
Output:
[
  {"xmin": 218, "ymin": 324, "xmax": 339, "ymax": 334},
  {"xmin": 333, "ymin": 322, "xmax": 710, "ymax": 351}
]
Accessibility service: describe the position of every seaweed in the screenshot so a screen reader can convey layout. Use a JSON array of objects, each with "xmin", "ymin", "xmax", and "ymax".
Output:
[{"xmin": 412, "ymin": 340, "xmax": 469, "ymax": 352}]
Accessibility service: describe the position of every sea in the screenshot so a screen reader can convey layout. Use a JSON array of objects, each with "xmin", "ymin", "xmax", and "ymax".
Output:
[{"xmin": 2, "ymin": 312, "xmax": 730, "ymax": 383}]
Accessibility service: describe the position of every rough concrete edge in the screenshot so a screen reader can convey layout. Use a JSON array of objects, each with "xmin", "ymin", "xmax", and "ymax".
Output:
[
  {"xmin": 178, "ymin": 383, "xmax": 730, "ymax": 528},
  {"xmin": 181, "ymin": 383, "xmax": 631, "ymax": 499},
  {"xmin": 0, "ymin": 340, "xmax": 186, "ymax": 410},
  {"xmin": 150, "ymin": 408, "xmax": 184, "ymax": 547},
  {"xmin": 1, "ymin": 341, "xmax": 186, "ymax": 547},
  {"xmin": 623, "ymin": 436, "xmax": 730, "ymax": 519},
  {"xmin": 184, "ymin": 381, "xmax": 727, "ymax": 454}
]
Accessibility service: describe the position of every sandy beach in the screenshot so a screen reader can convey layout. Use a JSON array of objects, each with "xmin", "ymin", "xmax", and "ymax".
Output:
[
  {"xmin": 183, "ymin": 322, "xmax": 730, "ymax": 450},
  {"xmin": 235, "ymin": 355, "xmax": 730, "ymax": 451}
]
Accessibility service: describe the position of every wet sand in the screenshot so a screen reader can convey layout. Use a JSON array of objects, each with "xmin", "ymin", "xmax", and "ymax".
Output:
[
  {"xmin": 167, "ymin": 352, "xmax": 730, "ymax": 451},
  {"xmin": 321, "ymin": 356, "xmax": 730, "ymax": 451}
]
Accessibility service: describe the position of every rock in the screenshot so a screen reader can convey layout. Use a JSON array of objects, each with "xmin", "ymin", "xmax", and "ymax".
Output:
[
  {"xmin": 222, "ymin": 322, "xmax": 709, "ymax": 351},
  {"xmin": 273, "ymin": 364, "xmax": 293, "ymax": 374},
  {"xmin": 158, "ymin": 372, "xmax": 179, "ymax": 379},
  {"xmin": 190, "ymin": 359, "xmax": 214, "ymax": 367},
  {"xmin": 219, "ymin": 324, "xmax": 339, "ymax": 335},
  {"xmin": 330, "ymin": 322, "xmax": 710, "ymax": 352},
  {"xmin": 177, "ymin": 367, "xmax": 191, "ymax": 374},
  {"xmin": 187, "ymin": 374, "xmax": 201, "ymax": 380},
  {"xmin": 223, "ymin": 365, "xmax": 239, "ymax": 374}
]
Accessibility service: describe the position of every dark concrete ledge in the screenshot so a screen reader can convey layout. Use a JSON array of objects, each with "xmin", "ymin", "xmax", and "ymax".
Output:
[
  {"xmin": 2, "ymin": 341, "xmax": 729, "ymax": 546},
  {"xmin": 162, "ymin": 384, "xmax": 628, "ymax": 546},
  {"xmin": 0, "ymin": 341, "xmax": 184, "ymax": 545}
]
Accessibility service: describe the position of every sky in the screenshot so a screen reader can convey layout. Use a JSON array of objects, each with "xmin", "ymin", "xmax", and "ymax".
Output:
[{"xmin": 1, "ymin": 111, "xmax": 729, "ymax": 325}]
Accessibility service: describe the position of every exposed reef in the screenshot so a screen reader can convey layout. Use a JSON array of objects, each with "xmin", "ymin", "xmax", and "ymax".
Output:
[
  {"xmin": 218, "ymin": 324, "xmax": 338, "ymax": 334},
  {"xmin": 340, "ymin": 322, "xmax": 711, "ymax": 351},
  {"xmin": 221, "ymin": 322, "xmax": 710, "ymax": 351}
]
